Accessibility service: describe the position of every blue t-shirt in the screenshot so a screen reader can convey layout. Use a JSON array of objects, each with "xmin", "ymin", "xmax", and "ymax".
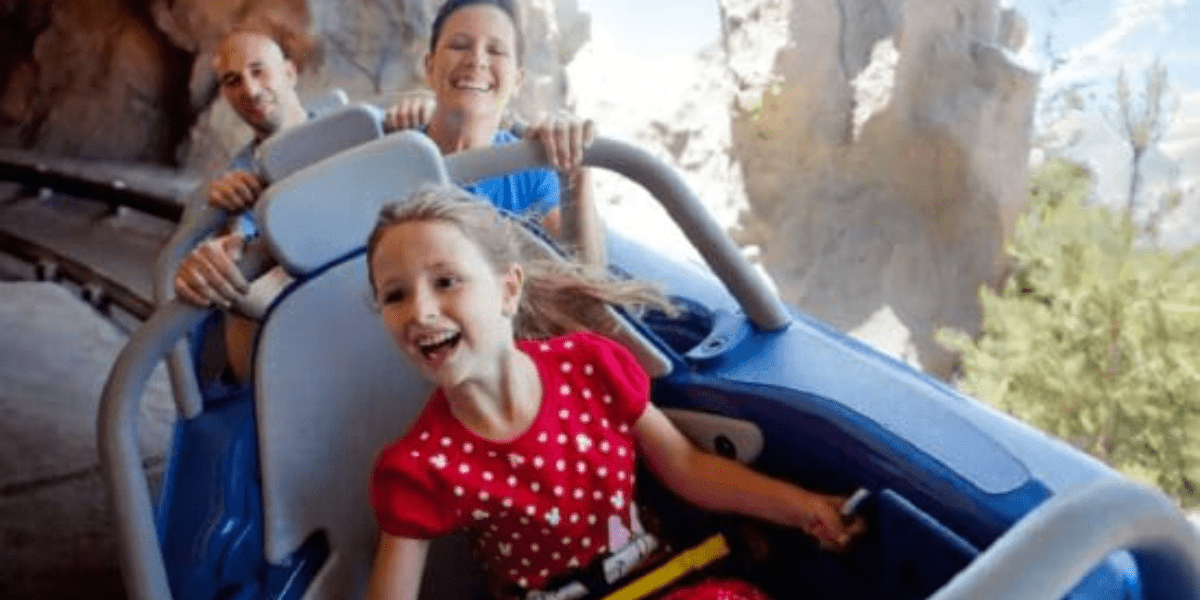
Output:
[{"xmin": 462, "ymin": 129, "xmax": 560, "ymax": 217}]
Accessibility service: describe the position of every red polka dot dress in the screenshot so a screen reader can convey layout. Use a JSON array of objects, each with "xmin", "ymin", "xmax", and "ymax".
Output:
[{"xmin": 371, "ymin": 331, "xmax": 648, "ymax": 592}]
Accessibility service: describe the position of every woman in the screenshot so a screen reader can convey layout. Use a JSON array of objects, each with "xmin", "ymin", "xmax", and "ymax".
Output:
[{"xmin": 384, "ymin": 0, "xmax": 602, "ymax": 261}]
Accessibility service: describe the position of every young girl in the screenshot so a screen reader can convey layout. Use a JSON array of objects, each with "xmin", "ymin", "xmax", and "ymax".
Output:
[{"xmin": 365, "ymin": 187, "xmax": 865, "ymax": 600}]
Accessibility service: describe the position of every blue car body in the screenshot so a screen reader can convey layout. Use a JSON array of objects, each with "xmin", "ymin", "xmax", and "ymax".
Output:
[{"xmin": 101, "ymin": 109, "xmax": 1197, "ymax": 600}]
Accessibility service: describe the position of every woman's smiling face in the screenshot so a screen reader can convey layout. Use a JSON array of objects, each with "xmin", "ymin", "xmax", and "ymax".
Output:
[{"xmin": 425, "ymin": 3, "xmax": 523, "ymax": 121}]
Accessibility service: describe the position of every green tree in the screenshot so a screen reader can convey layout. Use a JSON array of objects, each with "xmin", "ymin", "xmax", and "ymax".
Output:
[
  {"xmin": 941, "ymin": 157, "xmax": 1200, "ymax": 507},
  {"xmin": 1110, "ymin": 57, "xmax": 1178, "ymax": 242}
]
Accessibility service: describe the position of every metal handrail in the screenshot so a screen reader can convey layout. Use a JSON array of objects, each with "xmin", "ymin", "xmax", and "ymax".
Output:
[
  {"xmin": 929, "ymin": 477, "xmax": 1200, "ymax": 600},
  {"xmin": 98, "ymin": 300, "xmax": 211, "ymax": 600},
  {"xmin": 445, "ymin": 138, "xmax": 792, "ymax": 333},
  {"xmin": 151, "ymin": 200, "xmax": 225, "ymax": 419}
]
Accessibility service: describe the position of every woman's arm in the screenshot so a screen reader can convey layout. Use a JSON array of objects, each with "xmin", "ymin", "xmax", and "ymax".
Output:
[
  {"xmin": 564, "ymin": 167, "xmax": 605, "ymax": 266},
  {"xmin": 366, "ymin": 534, "xmax": 430, "ymax": 600},
  {"xmin": 527, "ymin": 119, "xmax": 606, "ymax": 266},
  {"xmin": 634, "ymin": 404, "xmax": 865, "ymax": 551}
]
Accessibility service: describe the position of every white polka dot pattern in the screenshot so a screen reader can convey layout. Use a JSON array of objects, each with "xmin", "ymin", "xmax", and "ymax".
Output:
[{"xmin": 372, "ymin": 333, "xmax": 649, "ymax": 593}]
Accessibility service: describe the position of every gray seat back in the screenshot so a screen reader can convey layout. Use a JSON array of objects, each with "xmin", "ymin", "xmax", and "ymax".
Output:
[
  {"xmin": 254, "ymin": 131, "xmax": 448, "ymax": 275},
  {"xmin": 252, "ymin": 132, "xmax": 487, "ymax": 599},
  {"xmin": 153, "ymin": 98, "xmax": 382, "ymax": 419},
  {"xmin": 257, "ymin": 102, "xmax": 384, "ymax": 183}
]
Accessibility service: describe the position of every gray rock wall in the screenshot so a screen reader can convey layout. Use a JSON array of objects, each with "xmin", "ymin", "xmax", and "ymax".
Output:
[
  {"xmin": 726, "ymin": 0, "xmax": 1038, "ymax": 376},
  {"xmin": 0, "ymin": 0, "xmax": 192, "ymax": 162},
  {"xmin": 0, "ymin": 0, "xmax": 588, "ymax": 173}
]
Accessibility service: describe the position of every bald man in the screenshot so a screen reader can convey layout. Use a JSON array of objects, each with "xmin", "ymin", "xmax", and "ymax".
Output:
[
  {"xmin": 207, "ymin": 30, "xmax": 310, "ymax": 211},
  {"xmin": 173, "ymin": 30, "xmax": 439, "ymax": 388},
  {"xmin": 173, "ymin": 30, "xmax": 311, "ymax": 385}
]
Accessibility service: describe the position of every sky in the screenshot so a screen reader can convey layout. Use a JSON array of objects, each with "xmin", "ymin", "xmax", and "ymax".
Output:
[
  {"xmin": 574, "ymin": 0, "xmax": 722, "ymax": 58},
  {"xmin": 1006, "ymin": 0, "xmax": 1199, "ymax": 90},
  {"xmin": 574, "ymin": 0, "xmax": 1199, "ymax": 95},
  {"xmin": 569, "ymin": 0, "xmax": 724, "ymax": 117}
]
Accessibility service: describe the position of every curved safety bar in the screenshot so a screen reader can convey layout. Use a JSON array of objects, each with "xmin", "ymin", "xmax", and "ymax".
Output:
[
  {"xmin": 929, "ymin": 478, "xmax": 1200, "ymax": 600},
  {"xmin": 152, "ymin": 200, "xmax": 225, "ymax": 305},
  {"xmin": 151, "ymin": 202, "xmax": 228, "ymax": 419},
  {"xmin": 444, "ymin": 138, "xmax": 793, "ymax": 332},
  {"xmin": 98, "ymin": 300, "xmax": 213, "ymax": 600}
]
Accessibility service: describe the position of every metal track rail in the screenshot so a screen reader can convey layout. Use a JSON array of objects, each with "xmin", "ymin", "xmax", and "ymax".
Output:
[
  {"xmin": 0, "ymin": 149, "xmax": 194, "ymax": 222},
  {"xmin": 0, "ymin": 149, "xmax": 197, "ymax": 322},
  {"xmin": 0, "ymin": 221, "xmax": 154, "ymax": 321}
]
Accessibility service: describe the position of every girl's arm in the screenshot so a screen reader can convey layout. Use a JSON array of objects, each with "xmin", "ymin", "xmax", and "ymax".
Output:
[
  {"xmin": 634, "ymin": 404, "xmax": 865, "ymax": 551},
  {"xmin": 366, "ymin": 533, "xmax": 430, "ymax": 600}
]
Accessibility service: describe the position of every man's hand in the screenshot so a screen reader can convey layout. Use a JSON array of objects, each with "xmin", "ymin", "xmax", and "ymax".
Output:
[
  {"xmin": 173, "ymin": 233, "xmax": 250, "ymax": 308},
  {"xmin": 208, "ymin": 170, "xmax": 265, "ymax": 211},
  {"xmin": 526, "ymin": 117, "xmax": 596, "ymax": 172},
  {"xmin": 383, "ymin": 95, "xmax": 436, "ymax": 133}
]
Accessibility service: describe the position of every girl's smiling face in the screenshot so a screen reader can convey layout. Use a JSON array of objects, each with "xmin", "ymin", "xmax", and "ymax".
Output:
[
  {"xmin": 371, "ymin": 219, "xmax": 523, "ymax": 388},
  {"xmin": 424, "ymin": 3, "xmax": 523, "ymax": 121}
]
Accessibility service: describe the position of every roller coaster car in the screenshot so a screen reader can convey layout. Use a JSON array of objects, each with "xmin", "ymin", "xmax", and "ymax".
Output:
[{"xmin": 100, "ymin": 104, "xmax": 1200, "ymax": 600}]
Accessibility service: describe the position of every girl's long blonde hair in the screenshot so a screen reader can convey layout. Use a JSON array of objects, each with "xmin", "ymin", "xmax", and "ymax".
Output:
[{"xmin": 366, "ymin": 185, "xmax": 675, "ymax": 339}]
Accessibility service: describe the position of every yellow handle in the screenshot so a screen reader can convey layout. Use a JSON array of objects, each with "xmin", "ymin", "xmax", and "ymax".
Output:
[{"xmin": 601, "ymin": 534, "xmax": 730, "ymax": 600}]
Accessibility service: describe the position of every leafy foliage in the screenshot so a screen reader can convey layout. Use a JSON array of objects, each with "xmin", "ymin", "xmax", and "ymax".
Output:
[
  {"xmin": 940, "ymin": 157, "xmax": 1200, "ymax": 507},
  {"xmin": 1110, "ymin": 58, "xmax": 1175, "ymax": 216}
]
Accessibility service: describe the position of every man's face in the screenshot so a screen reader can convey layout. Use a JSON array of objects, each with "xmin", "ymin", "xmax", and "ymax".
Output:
[{"xmin": 214, "ymin": 33, "xmax": 297, "ymax": 139}]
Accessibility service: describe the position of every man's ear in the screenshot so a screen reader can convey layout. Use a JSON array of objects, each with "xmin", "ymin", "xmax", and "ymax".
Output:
[
  {"xmin": 284, "ymin": 59, "xmax": 298, "ymax": 85},
  {"xmin": 424, "ymin": 52, "xmax": 434, "ymax": 85},
  {"xmin": 501, "ymin": 263, "xmax": 524, "ymax": 318}
]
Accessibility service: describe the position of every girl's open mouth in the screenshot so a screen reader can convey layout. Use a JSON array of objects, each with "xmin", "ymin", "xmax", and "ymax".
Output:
[{"xmin": 416, "ymin": 331, "xmax": 461, "ymax": 363}]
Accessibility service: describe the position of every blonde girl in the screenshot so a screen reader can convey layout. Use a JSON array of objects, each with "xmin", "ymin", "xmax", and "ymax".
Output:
[{"xmin": 365, "ymin": 187, "xmax": 864, "ymax": 600}]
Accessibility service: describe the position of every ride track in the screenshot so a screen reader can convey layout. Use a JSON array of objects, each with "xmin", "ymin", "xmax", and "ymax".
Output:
[{"xmin": 0, "ymin": 149, "xmax": 197, "ymax": 325}]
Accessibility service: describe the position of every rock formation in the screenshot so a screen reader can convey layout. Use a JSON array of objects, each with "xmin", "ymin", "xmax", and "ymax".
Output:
[
  {"xmin": 2, "ymin": 0, "xmax": 1038, "ymax": 377},
  {"xmin": 0, "ymin": 0, "xmax": 192, "ymax": 163},
  {"xmin": 0, "ymin": 0, "xmax": 589, "ymax": 173},
  {"xmin": 575, "ymin": 0, "xmax": 1038, "ymax": 377},
  {"xmin": 724, "ymin": 0, "xmax": 1038, "ymax": 376}
]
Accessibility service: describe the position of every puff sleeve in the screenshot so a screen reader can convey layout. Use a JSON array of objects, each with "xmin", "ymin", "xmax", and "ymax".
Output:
[
  {"xmin": 574, "ymin": 331, "xmax": 650, "ymax": 425},
  {"xmin": 370, "ymin": 443, "xmax": 457, "ymax": 540}
]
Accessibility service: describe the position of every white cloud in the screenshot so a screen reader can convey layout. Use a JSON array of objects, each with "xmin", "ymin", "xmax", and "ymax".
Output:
[
  {"xmin": 1038, "ymin": 0, "xmax": 1193, "ymax": 112},
  {"xmin": 567, "ymin": 21, "xmax": 699, "ymax": 122},
  {"xmin": 1096, "ymin": 0, "xmax": 1184, "ymax": 49}
]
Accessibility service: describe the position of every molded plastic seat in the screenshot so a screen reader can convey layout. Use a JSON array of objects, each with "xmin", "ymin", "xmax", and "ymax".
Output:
[
  {"xmin": 250, "ymin": 131, "xmax": 486, "ymax": 599},
  {"xmin": 256, "ymin": 255, "xmax": 491, "ymax": 599},
  {"xmin": 256, "ymin": 102, "xmax": 384, "ymax": 183},
  {"xmin": 153, "ymin": 98, "xmax": 386, "ymax": 419}
]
